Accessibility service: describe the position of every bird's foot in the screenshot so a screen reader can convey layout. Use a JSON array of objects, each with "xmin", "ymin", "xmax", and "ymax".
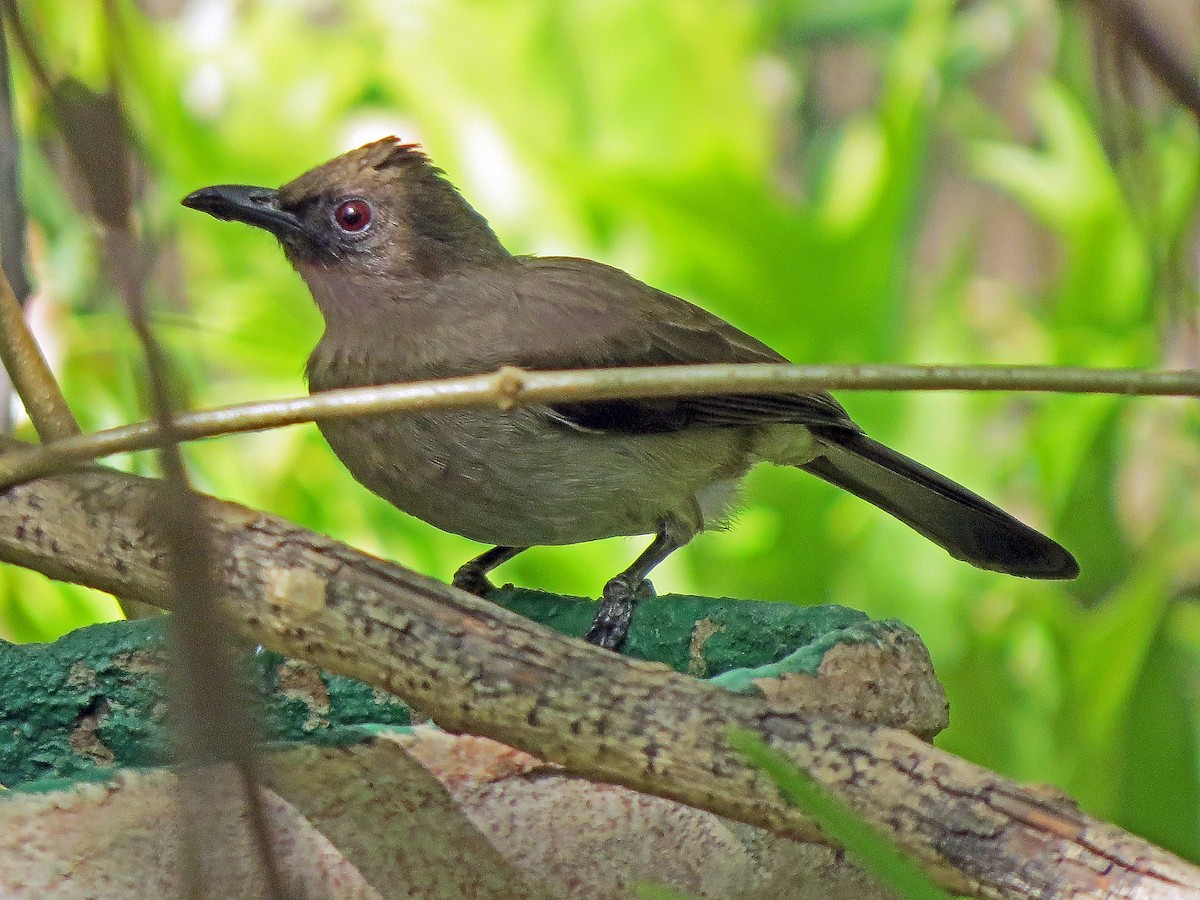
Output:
[
  {"xmin": 451, "ymin": 563, "xmax": 496, "ymax": 596},
  {"xmin": 584, "ymin": 578, "xmax": 655, "ymax": 651}
]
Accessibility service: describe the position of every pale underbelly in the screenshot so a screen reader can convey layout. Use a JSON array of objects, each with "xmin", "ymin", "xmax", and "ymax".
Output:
[{"xmin": 316, "ymin": 407, "xmax": 766, "ymax": 546}]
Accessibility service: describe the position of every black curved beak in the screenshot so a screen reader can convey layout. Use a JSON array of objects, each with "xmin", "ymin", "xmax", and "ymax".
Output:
[{"xmin": 182, "ymin": 184, "xmax": 307, "ymax": 240}]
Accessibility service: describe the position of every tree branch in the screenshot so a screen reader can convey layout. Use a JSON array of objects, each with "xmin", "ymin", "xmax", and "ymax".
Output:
[
  {"xmin": 0, "ymin": 452, "xmax": 1193, "ymax": 899},
  {"xmin": 0, "ymin": 361, "xmax": 1195, "ymax": 490},
  {"xmin": 0, "ymin": 269, "xmax": 78, "ymax": 441}
]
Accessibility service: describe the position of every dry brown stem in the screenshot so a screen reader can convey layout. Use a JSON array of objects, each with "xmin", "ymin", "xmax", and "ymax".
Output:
[{"xmin": 0, "ymin": 270, "xmax": 78, "ymax": 441}]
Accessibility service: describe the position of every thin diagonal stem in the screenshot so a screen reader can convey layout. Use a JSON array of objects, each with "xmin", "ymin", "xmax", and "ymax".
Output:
[
  {"xmin": 1082, "ymin": 0, "xmax": 1200, "ymax": 127},
  {"xmin": 107, "ymin": 220, "xmax": 284, "ymax": 900},
  {"xmin": 0, "ymin": 269, "xmax": 78, "ymax": 440},
  {"xmin": 0, "ymin": 20, "xmax": 29, "ymax": 305},
  {"xmin": 0, "ymin": 18, "xmax": 30, "ymax": 437}
]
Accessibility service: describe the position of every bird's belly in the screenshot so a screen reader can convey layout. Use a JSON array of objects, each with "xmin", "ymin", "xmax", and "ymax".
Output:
[{"xmin": 316, "ymin": 407, "xmax": 753, "ymax": 546}]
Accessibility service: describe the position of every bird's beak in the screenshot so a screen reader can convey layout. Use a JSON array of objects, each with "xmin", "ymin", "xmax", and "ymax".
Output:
[{"xmin": 182, "ymin": 184, "xmax": 308, "ymax": 241}]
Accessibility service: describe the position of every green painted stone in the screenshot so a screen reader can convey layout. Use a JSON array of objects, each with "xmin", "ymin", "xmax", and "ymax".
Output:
[
  {"xmin": 0, "ymin": 618, "xmax": 170, "ymax": 785},
  {"xmin": 490, "ymin": 588, "xmax": 876, "ymax": 679},
  {"xmin": 0, "ymin": 594, "xmax": 921, "ymax": 788},
  {"xmin": 0, "ymin": 618, "xmax": 410, "ymax": 787}
]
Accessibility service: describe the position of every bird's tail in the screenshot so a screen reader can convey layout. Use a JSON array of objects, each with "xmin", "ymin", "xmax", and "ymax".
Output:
[{"xmin": 801, "ymin": 431, "xmax": 1078, "ymax": 579}]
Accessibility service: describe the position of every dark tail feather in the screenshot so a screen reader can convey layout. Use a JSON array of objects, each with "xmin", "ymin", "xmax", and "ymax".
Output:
[{"xmin": 802, "ymin": 432, "xmax": 1078, "ymax": 579}]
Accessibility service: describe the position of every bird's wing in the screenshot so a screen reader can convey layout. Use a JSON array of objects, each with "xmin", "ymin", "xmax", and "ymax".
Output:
[
  {"xmin": 508, "ymin": 256, "xmax": 859, "ymax": 435},
  {"xmin": 503, "ymin": 257, "xmax": 1078, "ymax": 580}
]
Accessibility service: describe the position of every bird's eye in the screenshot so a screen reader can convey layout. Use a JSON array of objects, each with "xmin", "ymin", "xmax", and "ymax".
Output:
[{"xmin": 333, "ymin": 198, "xmax": 372, "ymax": 234}]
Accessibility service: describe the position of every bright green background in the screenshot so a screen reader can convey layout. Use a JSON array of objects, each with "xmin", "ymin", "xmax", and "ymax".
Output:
[{"xmin": 10, "ymin": 0, "xmax": 1200, "ymax": 861}]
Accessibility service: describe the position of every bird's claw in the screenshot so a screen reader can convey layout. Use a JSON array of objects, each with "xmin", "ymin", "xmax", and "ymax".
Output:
[
  {"xmin": 583, "ymin": 578, "xmax": 655, "ymax": 651},
  {"xmin": 451, "ymin": 564, "xmax": 496, "ymax": 596}
]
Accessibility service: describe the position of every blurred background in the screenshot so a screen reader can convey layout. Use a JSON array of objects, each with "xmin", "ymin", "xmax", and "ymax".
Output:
[{"xmin": 4, "ymin": 0, "xmax": 1200, "ymax": 861}]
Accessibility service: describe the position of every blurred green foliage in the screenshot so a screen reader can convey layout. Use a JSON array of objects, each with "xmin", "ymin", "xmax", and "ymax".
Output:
[{"xmin": 7, "ymin": 0, "xmax": 1200, "ymax": 861}]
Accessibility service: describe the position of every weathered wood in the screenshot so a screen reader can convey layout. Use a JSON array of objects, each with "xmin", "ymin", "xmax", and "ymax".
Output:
[
  {"xmin": 0, "ymin": 459, "xmax": 1194, "ymax": 899},
  {"xmin": 0, "ymin": 600, "xmax": 943, "ymax": 785}
]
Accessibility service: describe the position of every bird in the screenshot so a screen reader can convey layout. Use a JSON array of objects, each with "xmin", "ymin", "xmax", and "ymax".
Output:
[{"xmin": 183, "ymin": 137, "xmax": 1078, "ymax": 650}]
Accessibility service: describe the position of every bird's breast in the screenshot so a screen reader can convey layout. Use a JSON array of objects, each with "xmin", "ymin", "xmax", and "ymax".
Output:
[{"xmin": 312, "ymin": 401, "xmax": 755, "ymax": 547}]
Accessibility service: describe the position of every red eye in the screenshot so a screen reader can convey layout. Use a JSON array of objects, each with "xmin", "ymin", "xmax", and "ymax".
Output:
[{"xmin": 334, "ymin": 198, "xmax": 372, "ymax": 233}]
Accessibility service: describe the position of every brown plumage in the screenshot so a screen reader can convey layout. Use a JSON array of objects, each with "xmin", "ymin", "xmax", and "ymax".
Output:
[{"xmin": 184, "ymin": 137, "xmax": 1078, "ymax": 650}]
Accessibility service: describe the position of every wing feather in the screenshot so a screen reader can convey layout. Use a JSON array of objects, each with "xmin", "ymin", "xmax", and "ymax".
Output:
[{"xmin": 508, "ymin": 257, "xmax": 858, "ymax": 436}]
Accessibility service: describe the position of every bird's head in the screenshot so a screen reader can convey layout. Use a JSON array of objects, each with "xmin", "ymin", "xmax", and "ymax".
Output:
[{"xmin": 182, "ymin": 137, "xmax": 507, "ymax": 283}]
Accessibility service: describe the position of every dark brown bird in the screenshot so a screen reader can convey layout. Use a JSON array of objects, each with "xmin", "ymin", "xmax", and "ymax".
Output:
[{"xmin": 183, "ymin": 137, "xmax": 1078, "ymax": 649}]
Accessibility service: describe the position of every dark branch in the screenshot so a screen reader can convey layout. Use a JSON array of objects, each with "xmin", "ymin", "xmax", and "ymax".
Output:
[
  {"xmin": 0, "ymin": 22, "xmax": 29, "ymax": 306},
  {"xmin": 1082, "ymin": 0, "xmax": 1200, "ymax": 126}
]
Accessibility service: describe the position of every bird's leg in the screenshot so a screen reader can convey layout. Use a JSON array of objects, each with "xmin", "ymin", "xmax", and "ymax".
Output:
[
  {"xmin": 452, "ymin": 545, "xmax": 526, "ymax": 595},
  {"xmin": 584, "ymin": 521, "xmax": 693, "ymax": 651}
]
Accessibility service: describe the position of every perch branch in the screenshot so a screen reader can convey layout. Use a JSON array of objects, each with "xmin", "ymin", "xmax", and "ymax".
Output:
[
  {"xmin": 0, "ymin": 362, "xmax": 1195, "ymax": 489},
  {"xmin": 0, "ymin": 452, "xmax": 1192, "ymax": 899}
]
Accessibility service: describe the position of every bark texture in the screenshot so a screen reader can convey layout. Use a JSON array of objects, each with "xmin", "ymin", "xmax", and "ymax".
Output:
[{"xmin": 0, "ymin": 459, "xmax": 1195, "ymax": 899}]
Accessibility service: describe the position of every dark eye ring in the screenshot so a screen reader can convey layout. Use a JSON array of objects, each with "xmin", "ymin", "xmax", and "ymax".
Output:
[{"xmin": 333, "ymin": 198, "xmax": 372, "ymax": 234}]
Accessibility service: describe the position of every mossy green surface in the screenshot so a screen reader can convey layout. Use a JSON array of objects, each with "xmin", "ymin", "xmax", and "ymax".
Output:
[
  {"xmin": 491, "ymin": 588, "xmax": 876, "ymax": 679},
  {"xmin": 710, "ymin": 618, "xmax": 897, "ymax": 692},
  {"xmin": 0, "ymin": 618, "xmax": 410, "ymax": 787},
  {"xmin": 0, "ymin": 619, "xmax": 171, "ymax": 786},
  {"xmin": 0, "ymin": 594, "xmax": 912, "ymax": 787}
]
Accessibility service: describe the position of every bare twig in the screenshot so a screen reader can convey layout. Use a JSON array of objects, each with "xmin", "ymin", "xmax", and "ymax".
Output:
[
  {"xmin": 0, "ymin": 361, "xmax": 1194, "ymax": 490},
  {"xmin": 0, "ymin": 270, "xmax": 78, "ymax": 441},
  {"xmin": 0, "ymin": 1, "xmax": 50, "ymax": 99},
  {"xmin": 0, "ymin": 15, "xmax": 75, "ymax": 442},
  {"xmin": 0, "ymin": 22, "xmax": 29, "ymax": 306},
  {"xmin": 7, "ymin": 8, "xmax": 286, "ymax": 888},
  {"xmin": 0, "ymin": 20, "xmax": 29, "ymax": 437},
  {"xmin": 0, "ymin": 456, "xmax": 1193, "ymax": 899},
  {"xmin": 1082, "ymin": 0, "xmax": 1200, "ymax": 126},
  {"xmin": 0, "ymin": 7, "xmax": 116, "ymax": 448},
  {"xmin": 107, "ymin": 226, "xmax": 284, "ymax": 900}
]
